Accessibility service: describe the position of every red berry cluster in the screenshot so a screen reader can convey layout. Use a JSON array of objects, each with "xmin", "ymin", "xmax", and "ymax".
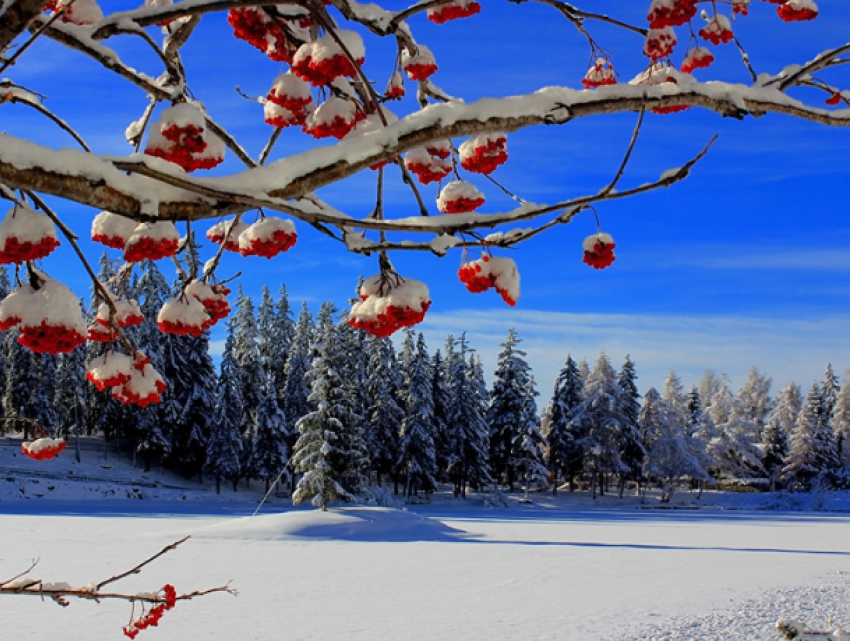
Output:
[
  {"xmin": 292, "ymin": 33, "xmax": 364, "ymax": 87},
  {"xmin": 111, "ymin": 358, "xmax": 167, "ymax": 408},
  {"xmin": 227, "ymin": 9, "xmax": 295, "ymax": 62},
  {"xmin": 384, "ymin": 72, "xmax": 405, "ymax": 99},
  {"xmin": 582, "ymin": 235, "xmax": 617, "ymax": 270},
  {"xmin": 439, "ymin": 196, "xmax": 484, "ymax": 214},
  {"xmin": 457, "ymin": 256, "xmax": 519, "ymax": 306},
  {"xmin": 698, "ymin": 15, "xmax": 734, "ymax": 45},
  {"xmin": 122, "ymin": 585, "xmax": 178, "ymax": 639},
  {"xmin": 186, "ymin": 281, "xmax": 231, "ymax": 326},
  {"xmin": 349, "ymin": 301, "xmax": 432, "ymax": 338},
  {"xmin": 124, "ymin": 234, "xmax": 179, "ymax": 263},
  {"xmin": 733, "ymin": 0, "xmax": 751, "ymax": 16},
  {"xmin": 777, "ymin": 0, "xmax": 818, "ymax": 22},
  {"xmin": 681, "ymin": 47, "xmax": 715, "ymax": 73},
  {"xmin": 157, "ymin": 298, "xmax": 213, "ymax": 337},
  {"xmin": 266, "ymin": 80, "xmax": 313, "ymax": 119},
  {"xmin": 0, "ymin": 237, "xmax": 60, "ymax": 264},
  {"xmin": 647, "ymin": 0, "xmax": 697, "ymax": 28},
  {"xmin": 459, "ymin": 133, "xmax": 508, "ymax": 174},
  {"xmin": 427, "ymin": 0, "xmax": 481, "ymax": 23},
  {"xmin": 404, "ymin": 148, "xmax": 452, "ymax": 184},
  {"xmin": 240, "ymin": 230, "xmax": 298, "ymax": 258},
  {"xmin": 303, "ymin": 114, "xmax": 356, "ymax": 139},
  {"xmin": 86, "ymin": 353, "xmax": 134, "ymax": 391},
  {"xmin": 145, "ymin": 125, "xmax": 221, "ymax": 173},
  {"xmin": 96, "ymin": 301, "xmax": 143, "ymax": 330},
  {"xmin": 644, "ymin": 27, "xmax": 677, "ymax": 61},
  {"xmin": 87, "ymin": 323, "xmax": 118, "ymax": 343},
  {"xmin": 826, "ymin": 91, "xmax": 842, "ymax": 105},
  {"xmin": 91, "ymin": 211, "xmax": 137, "ymax": 250},
  {"xmin": 18, "ymin": 321, "xmax": 86, "ymax": 354},
  {"xmin": 582, "ymin": 59, "xmax": 617, "ymax": 89},
  {"xmin": 21, "ymin": 438, "xmax": 66, "ymax": 461}
]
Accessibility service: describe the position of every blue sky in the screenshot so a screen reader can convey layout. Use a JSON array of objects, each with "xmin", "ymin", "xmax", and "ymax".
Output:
[{"xmin": 4, "ymin": 0, "xmax": 850, "ymax": 396}]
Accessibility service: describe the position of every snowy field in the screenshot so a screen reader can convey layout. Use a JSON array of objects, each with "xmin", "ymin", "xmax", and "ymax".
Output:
[{"xmin": 2, "ymin": 446, "xmax": 850, "ymax": 640}]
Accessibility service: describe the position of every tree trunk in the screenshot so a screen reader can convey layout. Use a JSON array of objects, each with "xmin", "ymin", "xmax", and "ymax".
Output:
[{"xmin": 590, "ymin": 471, "xmax": 597, "ymax": 500}]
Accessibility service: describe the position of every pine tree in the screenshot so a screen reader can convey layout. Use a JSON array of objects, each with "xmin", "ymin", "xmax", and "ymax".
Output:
[
  {"xmin": 282, "ymin": 302, "xmax": 314, "ymax": 448},
  {"xmin": 168, "ymin": 332, "xmax": 216, "ymax": 480},
  {"xmin": 736, "ymin": 366, "xmax": 774, "ymax": 437},
  {"xmin": 832, "ymin": 372, "xmax": 850, "ymax": 468},
  {"xmin": 54, "ymin": 344, "xmax": 88, "ymax": 460},
  {"xmin": 821, "ymin": 364, "xmax": 840, "ymax": 424},
  {"xmin": 783, "ymin": 383, "xmax": 840, "ymax": 490},
  {"xmin": 0, "ymin": 265, "xmax": 11, "ymax": 424},
  {"xmin": 205, "ymin": 333, "xmax": 244, "ymax": 493},
  {"xmin": 571, "ymin": 353, "xmax": 626, "ymax": 498},
  {"xmin": 487, "ymin": 329, "xmax": 533, "ymax": 490},
  {"xmin": 616, "ymin": 355, "xmax": 644, "ymax": 496},
  {"xmin": 231, "ymin": 288, "xmax": 266, "ymax": 483},
  {"xmin": 291, "ymin": 326, "xmax": 359, "ymax": 509},
  {"xmin": 258, "ymin": 285, "xmax": 294, "ymax": 404},
  {"xmin": 771, "ymin": 382, "xmax": 803, "ymax": 436},
  {"xmin": 686, "ymin": 386, "xmax": 720, "ymax": 483},
  {"xmin": 398, "ymin": 333, "xmax": 437, "ymax": 498},
  {"xmin": 762, "ymin": 417, "xmax": 789, "ymax": 491},
  {"xmin": 252, "ymin": 388, "xmax": 289, "ymax": 492},
  {"xmin": 430, "ymin": 349, "xmax": 451, "ymax": 482},
  {"xmin": 511, "ymin": 375, "xmax": 547, "ymax": 499},
  {"xmin": 640, "ymin": 388, "xmax": 707, "ymax": 503},
  {"xmin": 364, "ymin": 335, "xmax": 403, "ymax": 487},
  {"xmin": 444, "ymin": 334, "xmax": 490, "ymax": 497},
  {"xmin": 34, "ymin": 353, "xmax": 59, "ymax": 435},
  {"xmin": 541, "ymin": 355, "xmax": 583, "ymax": 493},
  {"xmin": 5, "ymin": 325, "xmax": 40, "ymax": 438}
]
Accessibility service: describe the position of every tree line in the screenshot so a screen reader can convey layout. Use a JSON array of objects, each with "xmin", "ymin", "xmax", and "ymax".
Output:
[{"xmin": 1, "ymin": 257, "xmax": 847, "ymax": 506}]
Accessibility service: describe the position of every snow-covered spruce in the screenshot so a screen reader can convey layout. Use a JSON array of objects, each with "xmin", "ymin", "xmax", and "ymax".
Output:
[
  {"xmin": 0, "ymin": 277, "xmax": 86, "ymax": 354},
  {"xmin": 144, "ymin": 103, "xmax": 224, "ymax": 173},
  {"xmin": 238, "ymin": 217, "xmax": 297, "ymax": 258},
  {"xmin": 582, "ymin": 232, "xmax": 616, "ymax": 269},
  {"xmin": 85, "ymin": 352, "xmax": 135, "ymax": 391},
  {"xmin": 403, "ymin": 45, "xmax": 438, "ymax": 81},
  {"xmin": 96, "ymin": 299, "xmax": 143, "ymax": 329},
  {"xmin": 458, "ymin": 255, "xmax": 520, "ymax": 306},
  {"xmin": 0, "ymin": 204, "xmax": 60, "ymax": 264},
  {"xmin": 157, "ymin": 296, "xmax": 212, "ymax": 336},
  {"xmin": 458, "ymin": 132, "xmax": 508, "ymax": 174},
  {"xmin": 291, "ymin": 30, "xmax": 365, "ymax": 87},
  {"xmin": 349, "ymin": 275, "xmax": 431, "ymax": 337},
  {"xmin": 427, "ymin": 0, "xmax": 481, "ymax": 23},
  {"xmin": 123, "ymin": 222, "xmax": 180, "ymax": 263},
  {"xmin": 206, "ymin": 219, "xmax": 249, "ymax": 252},
  {"xmin": 437, "ymin": 180, "xmax": 485, "ymax": 214},
  {"xmin": 20, "ymin": 437, "xmax": 67, "ymax": 461},
  {"xmin": 91, "ymin": 211, "xmax": 137, "ymax": 250}
]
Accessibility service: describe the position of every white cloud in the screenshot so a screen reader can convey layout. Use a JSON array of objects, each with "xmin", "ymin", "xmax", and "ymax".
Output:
[{"xmin": 417, "ymin": 308, "xmax": 850, "ymax": 396}]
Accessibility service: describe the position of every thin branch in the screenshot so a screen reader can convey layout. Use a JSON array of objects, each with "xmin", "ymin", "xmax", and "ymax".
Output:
[
  {"xmin": 0, "ymin": 0, "xmax": 68, "ymax": 73},
  {"xmin": 97, "ymin": 536, "xmax": 190, "ymax": 591},
  {"xmin": 4, "ymin": 87, "xmax": 91, "ymax": 151}
]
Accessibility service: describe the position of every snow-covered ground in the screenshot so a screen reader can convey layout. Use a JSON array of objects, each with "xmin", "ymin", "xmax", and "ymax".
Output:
[{"xmin": 2, "ymin": 443, "xmax": 850, "ymax": 640}]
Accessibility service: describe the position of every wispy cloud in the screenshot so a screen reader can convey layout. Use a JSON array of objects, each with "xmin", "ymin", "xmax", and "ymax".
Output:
[
  {"xmin": 658, "ymin": 246, "xmax": 850, "ymax": 271},
  {"xmin": 417, "ymin": 309, "xmax": 850, "ymax": 395}
]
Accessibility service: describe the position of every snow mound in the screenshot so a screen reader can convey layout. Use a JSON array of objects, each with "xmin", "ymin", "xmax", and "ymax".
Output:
[{"xmin": 195, "ymin": 507, "xmax": 470, "ymax": 542}]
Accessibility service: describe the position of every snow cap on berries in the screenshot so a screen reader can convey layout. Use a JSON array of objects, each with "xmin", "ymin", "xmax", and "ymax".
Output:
[
  {"xmin": 427, "ymin": 0, "xmax": 481, "ymax": 23},
  {"xmin": 402, "ymin": 45, "xmax": 438, "ymax": 81},
  {"xmin": 86, "ymin": 352, "xmax": 135, "ymax": 391},
  {"xmin": 458, "ymin": 255, "xmax": 520, "ymax": 306},
  {"xmin": 186, "ymin": 280, "xmax": 231, "ymax": 325},
  {"xmin": 437, "ymin": 180, "xmax": 485, "ymax": 214},
  {"xmin": 292, "ymin": 30, "xmax": 365, "ymax": 86},
  {"xmin": 145, "ymin": 103, "xmax": 224, "ymax": 172},
  {"xmin": 303, "ymin": 96, "xmax": 357, "ymax": 139},
  {"xmin": 0, "ymin": 283, "xmax": 36, "ymax": 331},
  {"xmin": 112, "ymin": 360, "xmax": 167, "ymax": 408},
  {"xmin": 349, "ymin": 274, "xmax": 431, "ymax": 337},
  {"xmin": 643, "ymin": 26, "xmax": 677, "ymax": 60},
  {"xmin": 582, "ymin": 232, "xmax": 616, "ymax": 269},
  {"xmin": 698, "ymin": 14, "xmax": 733, "ymax": 45},
  {"xmin": 91, "ymin": 211, "xmax": 137, "ymax": 250},
  {"xmin": 583, "ymin": 58, "xmax": 617, "ymax": 89},
  {"xmin": 96, "ymin": 299, "xmax": 143, "ymax": 329},
  {"xmin": 458, "ymin": 132, "xmax": 508, "ymax": 174},
  {"xmin": 157, "ymin": 296, "xmax": 212, "ymax": 336},
  {"xmin": 14, "ymin": 276, "xmax": 87, "ymax": 354},
  {"xmin": 21, "ymin": 437, "xmax": 67, "ymax": 461},
  {"xmin": 0, "ymin": 203, "xmax": 60, "ymax": 264},
  {"xmin": 124, "ymin": 221, "xmax": 180, "ymax": 262},
  {"xmin": 404, "ymin": 147, "xmax": 452, "ymax": 184},
  {"xmin": 777, "ymin": 0, "xmax": 818, "ymax": 22},
  {"xmin": 206, "ymin": 218, "xmax": 248, "ymax": 251},
  {"xmin": 238, "ymin": 217, "xmax": 297, "ymax": 258},
  {"xmin": 54, "ymin": 0, "xmax": 102, "ymax": 25}
]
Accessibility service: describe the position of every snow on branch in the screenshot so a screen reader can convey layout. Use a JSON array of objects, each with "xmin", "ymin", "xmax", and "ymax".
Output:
[{"xmin": 0, "ymin": 536, "xmax": 234, "ymax": 636}]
